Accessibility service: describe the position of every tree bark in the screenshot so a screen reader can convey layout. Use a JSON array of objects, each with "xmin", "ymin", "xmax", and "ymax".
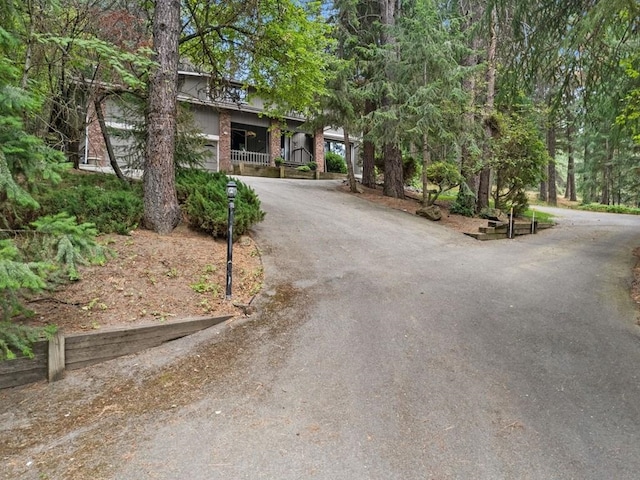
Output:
[
  {"xmin": 477, "ymin": 7, "xmax": 497, "ymax": 213},
  {"xmin": 344, "ymin": 129, "xmax": 358, "ymax": 193},
  {"xmin": 143, "ymin": 0, "xmax": 182, "ymax": 234},
  {"xmin": 379, "ymin": 0, "xmax": 404, "ymax": 199},
  {"xmin": 383, "ymin": 143, "xmax": 404, "ymax": 198},
  {"xmin": 601, "ymin": 139, "xmax": 612, "ymax": 205},
  {"xmin": 361, "ymin": 99, "xmax": 376, "ymax": 188},
  {"xmin": 421, "ymin": 132, "xmax": 431, "ymax": 207},
  {"xmin": 458, "ymin": 1, "xmax": 480, "ymax": 212},
  {"xmin": 547, "ymin": 117, "xmax": 557, "ymax": 206},
  {"xmin": 538, "ymin": 174, "xmax": 547, "ymax": 202}
]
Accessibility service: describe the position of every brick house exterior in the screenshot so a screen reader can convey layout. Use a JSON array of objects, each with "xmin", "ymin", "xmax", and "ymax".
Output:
[{"xmin": 85, "ymin": 71, "xmax": 352, "ymax": 174}]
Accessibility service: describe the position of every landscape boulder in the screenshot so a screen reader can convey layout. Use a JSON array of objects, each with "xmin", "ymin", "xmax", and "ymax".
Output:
[
  {"xmin": 416, "ymin": 205, "xmax": 442, "ymax": 221},
  {"xmin": 479, "ymin": 207, "xmax": 508, "ymax": 222}
]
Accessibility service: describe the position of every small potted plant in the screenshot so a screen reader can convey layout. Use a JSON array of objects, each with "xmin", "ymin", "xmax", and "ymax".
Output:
[{"xmin": 274, "ymin": 157, "xmax": 284, "ymax": 167}]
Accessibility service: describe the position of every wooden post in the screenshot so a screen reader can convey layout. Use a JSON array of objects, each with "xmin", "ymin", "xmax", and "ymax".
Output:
[{"xmin": 48, "ymin": 331, "xmax": 65, "ymax": 382}]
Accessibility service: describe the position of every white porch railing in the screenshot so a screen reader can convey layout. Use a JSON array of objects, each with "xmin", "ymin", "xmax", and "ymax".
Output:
[{"xmin": 231, "ymin": 150, "xmax": 270, "ymax": 166}]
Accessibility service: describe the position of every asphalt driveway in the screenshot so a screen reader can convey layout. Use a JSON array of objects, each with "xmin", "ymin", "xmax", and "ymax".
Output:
[{"xmin": 10, "ymin": 178, "xmax": 640, "ymax": 479}]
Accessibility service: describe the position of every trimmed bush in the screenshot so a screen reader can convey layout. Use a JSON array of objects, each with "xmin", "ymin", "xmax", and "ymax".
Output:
[
  {"xmin": 325, "ymin": 152, "xmax": 347, "ymax": 174},
  {"xmin": 177, "ymin": 170, "xmax": 265, "ymax": 238}
]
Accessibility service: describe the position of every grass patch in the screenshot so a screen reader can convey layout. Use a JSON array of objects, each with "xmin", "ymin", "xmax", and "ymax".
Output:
[
  {"xmin": 523, "ymin": 209, "xmax": 554, "ymax": 223},
  {"xmin": 577, "ymin": 204, "xmax": 640, "ymax": 215}
]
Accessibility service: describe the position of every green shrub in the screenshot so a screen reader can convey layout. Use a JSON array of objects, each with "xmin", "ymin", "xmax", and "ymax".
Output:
[
  {"xmin": 403, "ymin": 155, "xmax": 419, "ymax": 185},
  {"xmin": 424, "ymin": 162, "xmax": 463, "ymax": 206},
  {"xmin": 325, "ymin": 152, "xmax": 347, "ymax": 173},
  {"xmin": 274, "ymin": 157, "xmax": 284, "ymax": 166},
  {"xmin": 0, "ymin": 321, "xmax": 57, "ymax": 361},
  {"xmin": 449, "ymin": 180, "xmax": 476, "ymax": 217},
  {"xmin": 0, "ymin": 213, "xmax": 108, "ymax": 359},
  {"xmin": 0, "ymin": 238, "xmax": 51, "ymax": 323},
  {"xmin": 13, "ymin": 171, "xmax": 143, "ymax": 234},
  {"xmin": 306, "ymin": 161, "xmax": 318, "ymax": 171},
  {"xmin": 177, "ymin": 170, "xmax": 265, "ymax": 238},
  {"xmin": 296, "ymin": 165, "xmax": 311, "ymax": 172},
  {"xmin": 29, "ymin": 213, "xmax": 110, "ymax": 281},
  {"xmin": 578, "ymin": 203, "xmax": 640, "ymax": 215}
]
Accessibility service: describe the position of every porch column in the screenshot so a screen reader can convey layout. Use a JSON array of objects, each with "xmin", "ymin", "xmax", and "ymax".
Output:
[
  {"xmin": 269, "ymin": 119, "xmax": 281, "ymax": 166},
  {"xmin": 314, "ymin": 127, "xmax": 325, "ymax": 172},
  {"xmin": 219, "ymin": 109, "xmax": 232, "ymax": 173}
]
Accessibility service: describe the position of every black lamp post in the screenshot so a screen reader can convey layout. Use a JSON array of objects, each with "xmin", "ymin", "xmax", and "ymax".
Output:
[{"xmin": 225, "ymin": 181, "xmax": 237, "ymax": 300}]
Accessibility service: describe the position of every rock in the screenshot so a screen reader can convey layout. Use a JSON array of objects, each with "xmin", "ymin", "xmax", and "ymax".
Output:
[
  {"xmin": 479, "ymin": 208, "xmax": 507, "ymax": 222},
  {"xmin": 416, "ymin": 205, "xmax": 442, "ymax": 221}
]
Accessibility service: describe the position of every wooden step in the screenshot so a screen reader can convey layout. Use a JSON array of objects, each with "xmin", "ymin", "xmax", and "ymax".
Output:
[{"xmin": 464, "ymin": 232, "xmax": 508, "ymax": 241}]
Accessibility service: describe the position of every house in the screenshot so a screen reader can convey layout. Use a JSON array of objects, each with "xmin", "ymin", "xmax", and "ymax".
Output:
[{"xmin": 84, "ymin": 70, "xmax": 358, "ymax": 174}]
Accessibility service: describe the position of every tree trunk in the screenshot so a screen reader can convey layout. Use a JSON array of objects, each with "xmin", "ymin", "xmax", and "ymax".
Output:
[
  {"xmin": 143, "ymin": 0, "xmax": 182, "ymax": 234},
  {"xmin": 379, "ymin": 0, "xmax": 404, "ymax": 199},
  {"xmin": 546, "ymin": 117, "xmax": 557, "ymax": 206},
  {"xmin": 383, "ymin": 143, "xmax": 404, "ymax": 198},
  {"xmin": 94, "ymin": 97, "xmax": 126, "ymax": 181},
  {"xmin": 344, "ymin": 129, "xmax": 358, "ymax": 193},
  {"xmin": 361, "ymin": 99, "xmax": 376, "ymax": 188},
  {"xmin": 601, "ymin": 139, "xmax": 613, "ymax": 205},
  {"xmin": 538, "ymin": 175, "xmax": 547, "ymax": 202},
  {"xmin": 477, "ymin": 7, "xmax": 497, "ymax": 213},
  {"xmin": 565, "ymin": 114, "xmax": 576, "ymax": 201},
  {"xmin": 421, "ymin": 132, "xmax": 431, "ymax": 207},
  {"xmin": 458, "ymin": 1, "xmax": 480, "ymax": 213}
]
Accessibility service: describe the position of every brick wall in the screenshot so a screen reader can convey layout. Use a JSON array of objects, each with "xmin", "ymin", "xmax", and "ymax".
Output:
[
  {"xmin": 314, "ymin": 127, "xmax": 325, "ymax": 172},
  {"xmin": 269, "ymin": 119, "xmax": 281, "ymax": 166},
  {"xmin": 218, "ymin": 109, "xmax": 232, "ymax": 172}
]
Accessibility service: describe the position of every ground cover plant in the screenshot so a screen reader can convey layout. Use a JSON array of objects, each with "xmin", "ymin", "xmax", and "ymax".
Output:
[{"xmin": 578, "ymin": 204, "xmax": 640, "ymax": 215}]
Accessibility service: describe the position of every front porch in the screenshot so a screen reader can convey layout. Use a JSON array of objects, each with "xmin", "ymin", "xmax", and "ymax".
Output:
[
  {"xmin": 230, "ymin": 148, "xmax": 313, "ymax": 167},
  {"xmin": 219, "ymin": 109, "xmax": 324, "ymax": 172}
]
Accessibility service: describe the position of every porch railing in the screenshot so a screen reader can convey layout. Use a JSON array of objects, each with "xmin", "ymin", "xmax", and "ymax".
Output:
[
  {"xmin": 231, "ymin": 150, "xmax": 270, "ymax": 166},
  {"xmin": 289, "ymin": 147, "xmax": 313, "ymax": 165}
]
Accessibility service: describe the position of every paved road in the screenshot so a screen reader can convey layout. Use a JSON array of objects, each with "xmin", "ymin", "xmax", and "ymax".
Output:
[{"xmin": 117, "ymin": 179, "xmax": 640, "ymax": 479}]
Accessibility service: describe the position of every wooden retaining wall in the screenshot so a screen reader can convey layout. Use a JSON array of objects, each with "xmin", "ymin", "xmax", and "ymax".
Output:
[
  {"xmin": 0, "ymin": 315, "xmax": 232, "ymax": 390},
  {"xmin": 0, "ymin": 341, "xmax": 48, "ymax": 390},
  {"xmin": 465, "ymin": 220, "xmax": 554, "ymax": 240}
]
